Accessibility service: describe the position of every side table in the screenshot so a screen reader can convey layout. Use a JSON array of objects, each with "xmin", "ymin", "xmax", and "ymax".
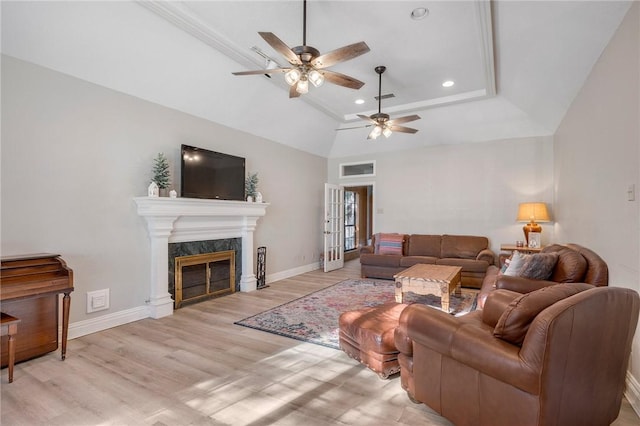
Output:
[
  {"xmin": 500, "ymin": 244, "xmax": 544, "ymax": 254},
  {"xmin": 499, "ymin": 244, "xmax": 545, "ymax": 267}
]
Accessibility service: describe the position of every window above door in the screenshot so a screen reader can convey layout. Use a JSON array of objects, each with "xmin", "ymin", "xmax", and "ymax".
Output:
[{"xmin": 339, "ymin": 161, "xmax": 376, "ymax": 179}]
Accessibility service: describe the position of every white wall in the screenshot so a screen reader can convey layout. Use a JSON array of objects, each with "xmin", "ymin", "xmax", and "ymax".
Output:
[
  {"xmin": 554, "ymin": 2, "xmax": 640, "ymax": 408},
  {"xmin": 329, "ymin": 136, "xmax": 555, "ymax": 255},
  {"xmin": 1, "ymin": 55, "xmax": 326, "ymax": 327}
]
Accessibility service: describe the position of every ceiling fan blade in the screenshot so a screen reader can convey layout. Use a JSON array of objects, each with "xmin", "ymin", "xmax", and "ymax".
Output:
[
  {"xmin": 232, "ymin": 68, "xmax": 290, "ymax": 76},
  {"xmin": 357, "ymin": 114, "xmax": 378, "ymax": 125},
  {"xmin": 387, "ymin": 114, "xmax": 421, "ymax": 125},
  {"xmin": 336, "ymin": 124, "xmax": 372, "ymax": 131},
  {"xmin": 321, "ymin": 70, "xmax": 365, "ymax": 90},
  {"xmin": 259, "ymin": 32, "xmax": 302, "ymax": 66},
  {"xmin": 311, "ymin": 41, "xmax": 370, "ymax": 69},
  {"xmin": 289, "ymin": 83, "xmax": 301, "ymax": 98},
  {"xmin": 390, "ymin": 125, "xmax": 419, "ymax": 134}
]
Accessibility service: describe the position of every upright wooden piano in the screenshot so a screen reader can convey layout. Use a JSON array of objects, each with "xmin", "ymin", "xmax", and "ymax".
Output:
[{"xmin": 1, "ymin": 253, "xmax": 74, "ymax": 367}]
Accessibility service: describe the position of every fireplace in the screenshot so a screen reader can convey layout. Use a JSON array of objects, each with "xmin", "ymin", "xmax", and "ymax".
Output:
[
  {"xmin": 168, "ymin": 238, "xmax": 242, "ymax": 308},
  {"xmin": 174, "ymin": 250, "xmax": 235, "ymax": 308},
  {"xmin": 135, "ymin": 197, "xmax": 268, "ymax": 319}
]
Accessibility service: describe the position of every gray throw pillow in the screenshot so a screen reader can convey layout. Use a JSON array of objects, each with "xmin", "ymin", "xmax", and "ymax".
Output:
[
  {"xmin": 503, "ymin": 251, "xmax": 528, "ymax": 276},
  {"xmin": 517, "ymin": 252, "xmax": 559, "ymax": 280}
]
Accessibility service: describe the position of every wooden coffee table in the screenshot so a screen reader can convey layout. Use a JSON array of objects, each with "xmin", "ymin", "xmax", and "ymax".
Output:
[{"xmin": 393, "ymin": 264, "xmax": 462, "ymax": 312}]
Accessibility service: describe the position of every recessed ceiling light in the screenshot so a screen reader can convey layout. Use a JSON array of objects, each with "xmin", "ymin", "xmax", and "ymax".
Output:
[
  {"xmin": 355, "ymin": 99, "xmax": 365, "ymax": 105},
  {"xmin": 411, "ymin": 7, "xmax": 429, "ymax": 20},
  {"xmin": 442, "ymin": 80, "xmax": 455, "ymax": 87}
]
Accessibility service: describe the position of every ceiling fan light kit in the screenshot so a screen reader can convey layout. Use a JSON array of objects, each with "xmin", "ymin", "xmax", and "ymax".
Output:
[
  {"xmin": 347, "ymin": 66, "xmax": 421, "ymax": 140},
  {"xmin": 296, "ymin": 78, "xmax": 309, "ymax": 94},
  {"xmin": 308, "ymin": 70, "xmax": 324, "ymax": 87},
  {"xmin": 232, "ymin": 0, "xmax": 369, "ymax": 98}
]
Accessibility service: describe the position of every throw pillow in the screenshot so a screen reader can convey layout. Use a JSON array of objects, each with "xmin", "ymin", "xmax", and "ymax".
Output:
[
  {"xmin": 548, "ymin": 247, "xmax": 588, "ymax": 283},
  {"xmin": 500, "ymin": 253, "xmax": 513, "ymax": 274},
  {"xmin": 493, "ymin": 283, "xmax": 593, "ymax": 345},
  {"xmin": 377, "ymin": 233, "xmax": 404, "ymax": 255},
  {"xmin": 517, "ymin": 252, "xmax": 559, "ymax": 280},
  {"xmin": 503, "ymin": 251, "xmax": 528, "ymax": 276}
]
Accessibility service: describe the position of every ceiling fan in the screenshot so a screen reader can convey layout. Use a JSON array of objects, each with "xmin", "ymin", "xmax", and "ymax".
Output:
[
  {"xmin": 232, "ymin": 0, "xmax": 370, "ymax": 98},
  {"xmin": 346, "ymin": 66, "xmax": 421, "ymax": 140}
]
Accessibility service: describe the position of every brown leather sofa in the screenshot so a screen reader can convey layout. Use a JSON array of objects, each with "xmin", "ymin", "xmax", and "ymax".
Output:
[
  {"xmin": 478, "ymin": 243, "xmax": 608, "ymax": 309},
  {"xmin": 394, "ymin": 283, "xmax": 639, "ymax": 426},
  {"xmin": 360, "ymin": 234, "xmax": 495, "ymax": 288}
]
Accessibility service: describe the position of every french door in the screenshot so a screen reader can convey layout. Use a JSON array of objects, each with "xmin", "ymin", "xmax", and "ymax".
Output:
[{"xmin": 323, "ymin": 183, "xmax": 344, "ymax": 272}]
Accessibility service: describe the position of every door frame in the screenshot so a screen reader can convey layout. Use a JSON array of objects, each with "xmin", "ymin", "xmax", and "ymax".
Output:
[
  {"xmin": 343, "ymin": 183, "xmax": 376, "ymax": 259},
  {"xmin": 346, "ymin": 181, "xmax": 376, "ymax": 244}
]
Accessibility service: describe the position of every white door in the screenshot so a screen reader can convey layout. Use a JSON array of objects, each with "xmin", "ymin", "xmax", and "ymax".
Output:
[{"xmin": 324, "ymin": 183, "xmax": 344, "ymax": 272}]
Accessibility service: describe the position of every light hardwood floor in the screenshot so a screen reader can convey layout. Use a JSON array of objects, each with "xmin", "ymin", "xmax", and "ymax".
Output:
[{"xmin": 2, "ymin": 260, "xmax": 639, "ymax": 425}]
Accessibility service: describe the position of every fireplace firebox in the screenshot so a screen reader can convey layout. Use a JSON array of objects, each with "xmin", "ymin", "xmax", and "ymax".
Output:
[{"xmin": 174, "ymin": 250, "xmax": 235, "ymax": 308}]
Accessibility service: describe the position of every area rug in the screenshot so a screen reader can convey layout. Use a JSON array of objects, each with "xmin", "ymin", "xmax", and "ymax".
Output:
[{"xmin": 234, "ymin": 278, "xmax": 477, "ymax": 350}]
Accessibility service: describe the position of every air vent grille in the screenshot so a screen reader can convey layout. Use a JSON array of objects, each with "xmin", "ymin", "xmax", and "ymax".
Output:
[{"xmin": 375, "ymin": 93, "xmax": 395, "ymax": 101}]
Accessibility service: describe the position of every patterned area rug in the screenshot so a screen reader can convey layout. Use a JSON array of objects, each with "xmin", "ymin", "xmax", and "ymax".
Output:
[{"xmin": 234, "ymin": 278, "xmax": 477, "ymax": 350}]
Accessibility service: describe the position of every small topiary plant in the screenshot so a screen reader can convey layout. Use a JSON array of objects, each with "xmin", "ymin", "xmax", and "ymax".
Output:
[
  {"xmin": 152, "ymin": 152, "xmax": 170, "ymax": 189},
  {"xmin": 245, "ymin": 172, "xmax": 259, "ymax": 199}
]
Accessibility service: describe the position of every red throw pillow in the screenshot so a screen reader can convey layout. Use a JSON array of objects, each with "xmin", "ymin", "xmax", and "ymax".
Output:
[{"xmin": 377, "ymin": 233, "xmax": 404, "ymax": 255}]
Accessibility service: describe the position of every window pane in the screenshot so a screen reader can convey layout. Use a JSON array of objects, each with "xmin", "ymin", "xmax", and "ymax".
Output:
[{"xmin": 344, "ymin": 190, "xmax": 357, "ymax": 251}]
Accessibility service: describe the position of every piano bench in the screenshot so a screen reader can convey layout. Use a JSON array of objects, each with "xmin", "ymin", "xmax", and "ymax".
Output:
[{"xmin": 1, "ymin": 312, "xmax": 21, "ymax": 383}]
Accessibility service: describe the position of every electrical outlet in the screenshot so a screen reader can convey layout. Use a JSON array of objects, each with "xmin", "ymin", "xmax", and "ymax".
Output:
[{"xmin": 87, "ymin": 289, "xmax": 110, "ymax": 313}]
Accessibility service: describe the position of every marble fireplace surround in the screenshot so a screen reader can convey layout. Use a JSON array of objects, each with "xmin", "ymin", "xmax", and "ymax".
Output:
[{"xmin": 134, "ymin": 197, "xmax": 268, "ymax": 319}]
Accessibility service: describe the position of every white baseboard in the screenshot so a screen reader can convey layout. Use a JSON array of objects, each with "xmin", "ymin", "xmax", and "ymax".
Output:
[
  {"xmin": 265, "ymin": 261, "xmax": 320, "ymax": 284},
  {"xmin": 626, "ymin": 371, "xmax": 640, "ymax": 417},
  {"xmin": 68, "ymin": 305, "xmax": 150, "ymax": 339}
]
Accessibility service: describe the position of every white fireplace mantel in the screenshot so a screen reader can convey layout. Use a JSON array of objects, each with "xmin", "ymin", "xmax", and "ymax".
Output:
[{"xmin": 134, "ymin": 197, "xmax": 268, "ymax": 318}]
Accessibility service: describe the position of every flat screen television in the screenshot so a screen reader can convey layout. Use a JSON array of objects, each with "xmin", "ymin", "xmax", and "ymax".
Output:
[{"xmin": 180, "ymin": 144, "xmax": 245, "ymax": 201}]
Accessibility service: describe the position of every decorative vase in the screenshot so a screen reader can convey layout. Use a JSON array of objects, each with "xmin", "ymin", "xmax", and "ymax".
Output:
[
  {"xmin": 169, "ymin": 190, "xmax": 177, "ymax": 198},
  {"xmin": 255, "ymin": 192, "xmax": 263, "ymax": 203},
  {"xmin": 247, "ymin": 195, "xmax": 253, "ymax": 202}
]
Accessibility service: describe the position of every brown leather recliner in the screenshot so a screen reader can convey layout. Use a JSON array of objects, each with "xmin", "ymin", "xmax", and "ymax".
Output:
[
  {"xmin": 478, "ymin": 243, "xmax": 609, "ymax": 309},
  {"xmin": 394, "ymin": 283, "xmax": 639, "ymax": 426}
]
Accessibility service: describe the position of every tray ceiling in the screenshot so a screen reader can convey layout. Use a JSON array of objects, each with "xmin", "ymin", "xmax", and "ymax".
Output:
[{"xmin": 1, "ymin": 1, "xmax": 632, "ymax": 157}]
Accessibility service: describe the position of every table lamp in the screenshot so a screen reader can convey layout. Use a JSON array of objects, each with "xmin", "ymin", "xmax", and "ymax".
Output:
[{"xmin": 516, "ymin": 202, "xmax": 551, "ymax": 246}]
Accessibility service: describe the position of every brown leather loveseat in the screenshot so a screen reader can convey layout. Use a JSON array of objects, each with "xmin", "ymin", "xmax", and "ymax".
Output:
[
  {"xmin": 360, "ymin": 234, "xmax": 495, "ymax": 288},
  {"xmin": 478, "ymin": 243, "xmax": 608, "ymax": 308},
  {"xmin": 394, "ymin": 283, "xmax": 639, "ymax": 426}
]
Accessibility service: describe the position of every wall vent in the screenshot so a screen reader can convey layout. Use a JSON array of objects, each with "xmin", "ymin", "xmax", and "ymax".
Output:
[{"xmin": 375, "ymin": 93, "xmax": 395, "ymax": 101}]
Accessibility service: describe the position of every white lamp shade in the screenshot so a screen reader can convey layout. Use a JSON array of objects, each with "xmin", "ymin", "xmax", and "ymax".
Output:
[
  {"xmin": 369, "ymin": 125, "xmax": 383, "ymax": 139},
  {"xmin": 296, "ymin": 78, "xmax": 309, "ymax": 94},
  {"xmin": 285, "ymin": 69, "xmax": 301, "ymax": 86},
  {"xmin": 516, "ymin": 202, "xmax": 551, "ymax": 223},
  {"xmin": 308, "ymin": 70, "xmax": 324, "ymax": 87}
]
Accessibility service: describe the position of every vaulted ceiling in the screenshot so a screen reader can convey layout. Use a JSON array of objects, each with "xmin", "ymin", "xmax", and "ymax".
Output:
[{"xmin": 1, "ymin": 1, "xmax": 632, "ymax": 158}]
